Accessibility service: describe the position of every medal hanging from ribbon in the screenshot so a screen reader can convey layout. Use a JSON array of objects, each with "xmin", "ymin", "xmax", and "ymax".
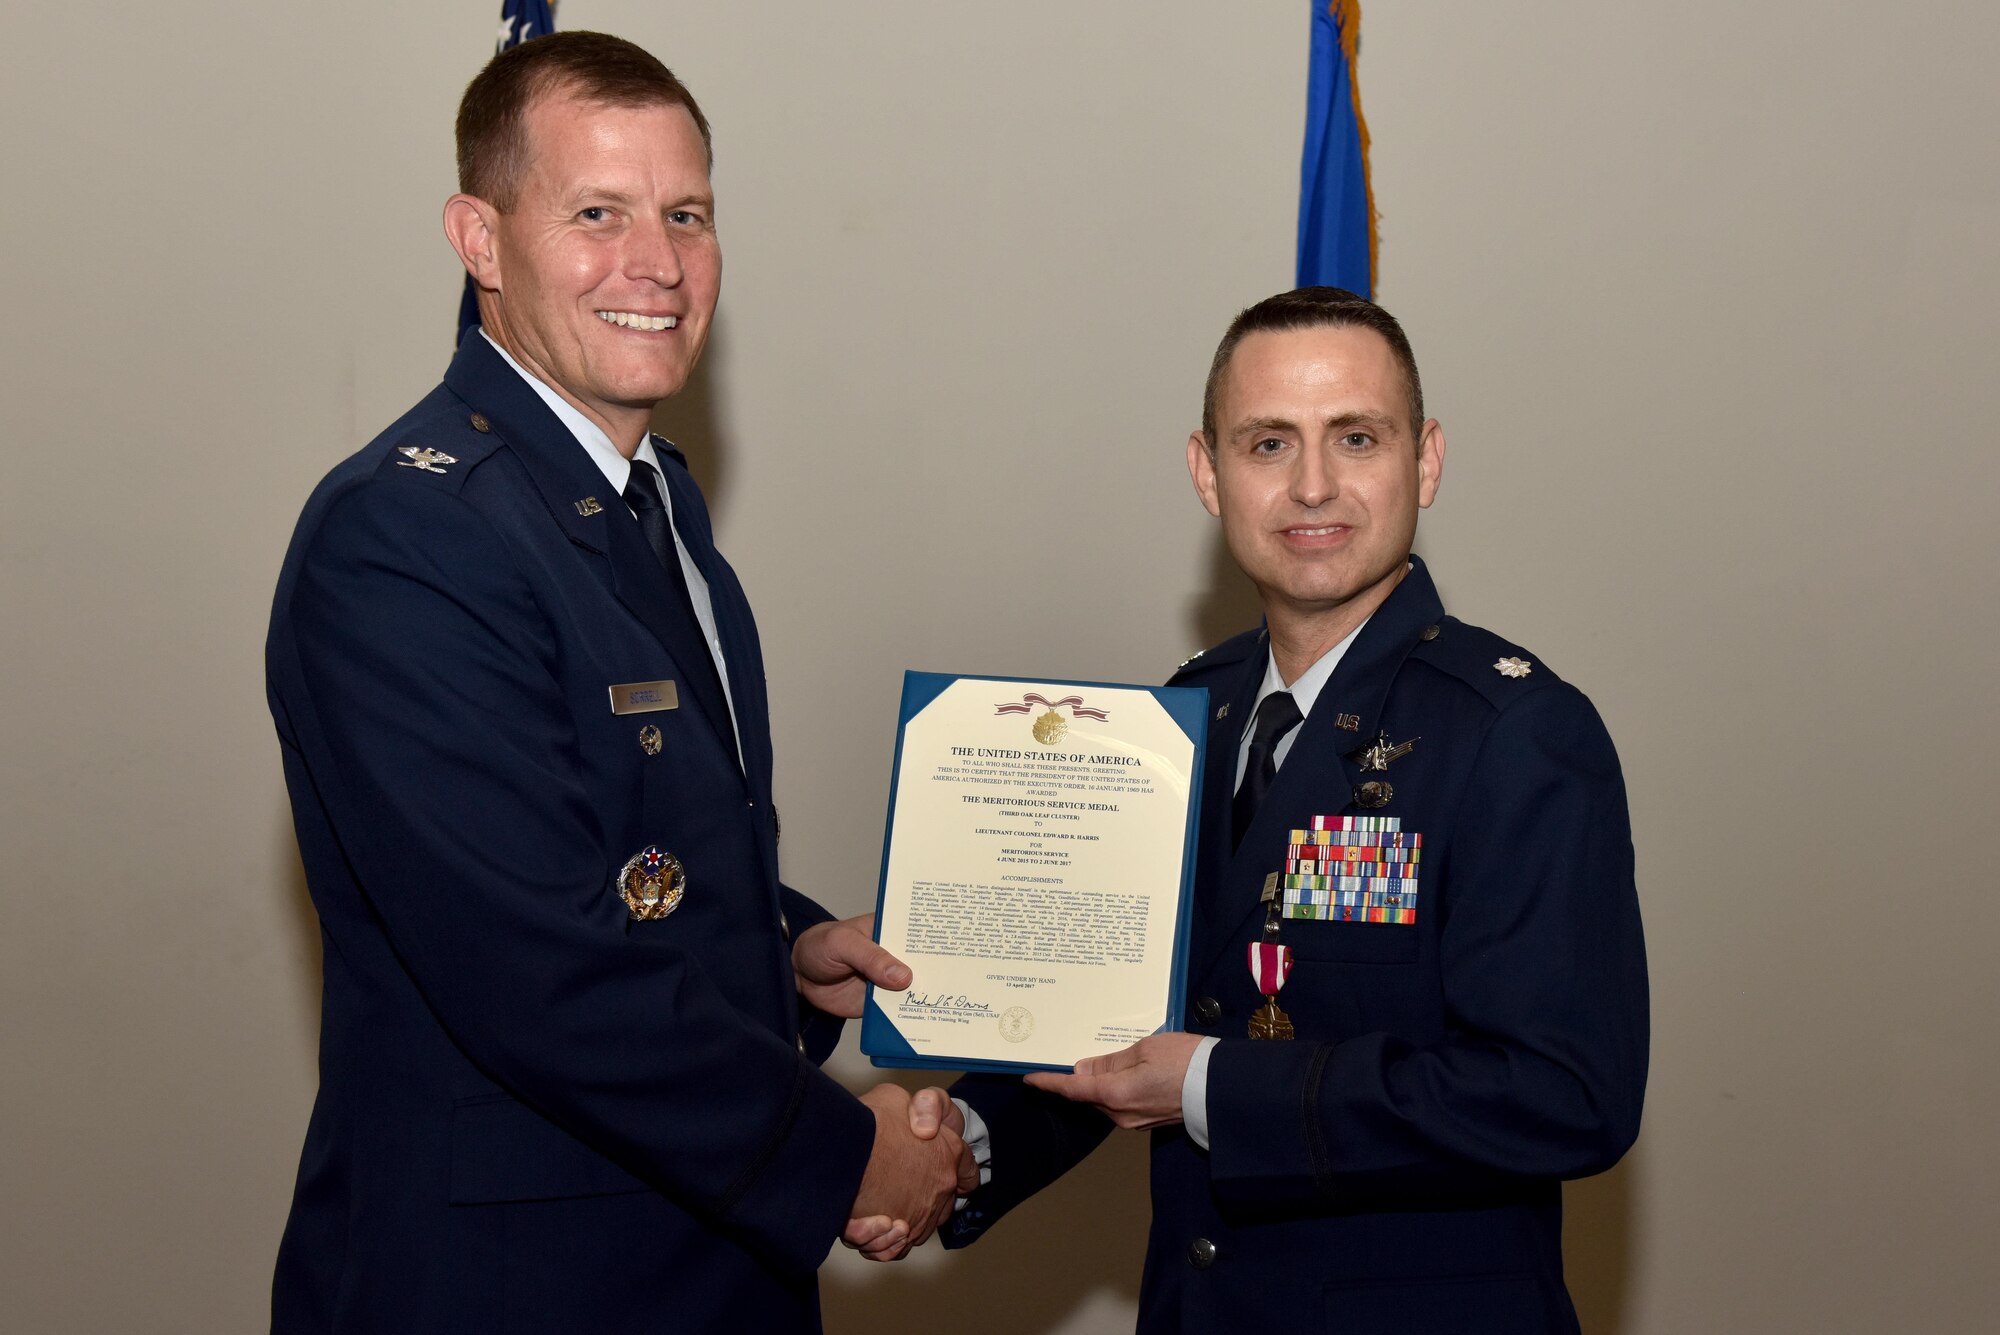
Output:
[{"xmin": 1246, "ymin": 940, "xmax": 1295, "ymax": 1040}]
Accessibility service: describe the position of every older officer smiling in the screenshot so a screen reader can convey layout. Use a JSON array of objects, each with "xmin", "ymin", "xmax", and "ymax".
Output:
[
  {"xmin": 266, "ymin": 31, "xmax": 971, "ymax": 1334},
  {"xmin": 443, "ymin": 66, "xmax": 720, "ymax": 445}
]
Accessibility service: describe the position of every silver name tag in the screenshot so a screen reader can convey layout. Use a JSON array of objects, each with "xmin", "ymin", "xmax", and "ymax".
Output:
[{"xmin": 609, "ymin": 680, "xmax": 680, "ymax": 715}]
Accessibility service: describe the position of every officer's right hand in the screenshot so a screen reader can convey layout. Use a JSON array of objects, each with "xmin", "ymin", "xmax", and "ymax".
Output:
[{"xmin": 848, "ymin": 1084, "xmax": 967, "ymax": 1259}]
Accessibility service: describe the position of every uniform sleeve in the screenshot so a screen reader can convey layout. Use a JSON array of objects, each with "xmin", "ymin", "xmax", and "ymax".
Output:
[
  {"xmin": 938, "ymin": 1072, "xmax": 1114, "ymax": 1247},
  {"xmin": 282, "ymin": 479, "xmax": 874, "ymax": 1275},
  {"xmin": 1204, "ymin": 683, "xmax": 1648, "ymax": 1207},
  {"xmin": 777, "ymin": 882, "xmax": 848, "ymax": 1063}
]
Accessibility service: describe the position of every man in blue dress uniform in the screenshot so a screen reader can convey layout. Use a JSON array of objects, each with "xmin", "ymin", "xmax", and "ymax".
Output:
[
  {"xmin": 925, "ymin": 289, "xmax": 1649, "ymax": 1333},
  {"xmin": 266, "ymin": 32, "xmax": 967, "ymax": 1333}
]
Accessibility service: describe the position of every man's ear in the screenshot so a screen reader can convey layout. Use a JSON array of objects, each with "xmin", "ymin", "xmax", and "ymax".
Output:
[
  {"xmin": 1187, "ymin": 432, "xmax": 1222, "ymax": 518},
  {"xmin": 1416, "ymin": 418, "xmax": 1446, "ymax": 509},
  {"xmin": 443, "ymin": 194, "xmax": 502, "ymax": 290}
]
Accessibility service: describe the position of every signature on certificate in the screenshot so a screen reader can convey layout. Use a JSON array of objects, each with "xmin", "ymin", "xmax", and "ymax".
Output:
[{"xmin": 900, "ymin": 992, "xmax": 995, "ymax": 1014}]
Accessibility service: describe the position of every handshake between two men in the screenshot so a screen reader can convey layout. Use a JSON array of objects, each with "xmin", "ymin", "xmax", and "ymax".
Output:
[
  {"xmin": 796, "ymin": 909, "xmax": 1196, "ymax": 1263},
  {"xmin": 793, "ymin": 911, "xmax": 979, "ymax": 1261}
]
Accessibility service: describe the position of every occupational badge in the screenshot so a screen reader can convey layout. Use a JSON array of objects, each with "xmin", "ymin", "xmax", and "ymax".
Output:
[
  {"xmin": 1353, "ymin": 780, "xmax": 1393, "ymax": 808},
  {"xmin": 1280, "ymin": 816, "xmax": 1420, "ymax": 924},
  {"xmin": 1349, "ymin": 730, "xmax": 1418, "ymax": 773},
  {"xmin": 616, "ymin": 845, "xmax": 686, "ymax": 921},
  {"xmin": 1247, "ymin": 941, "xmax": 1295, "ymax": 1040},
  {"xmin": 395, "ymin": 446, "xmax": 458, "ymax": 474}
]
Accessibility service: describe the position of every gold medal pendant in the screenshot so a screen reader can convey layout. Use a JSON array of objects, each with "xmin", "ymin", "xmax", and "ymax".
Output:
[
  {"xmin": 1247, "ymin": 926, "xmax": 1296, "ymax": 1040},
  {"xmin": 1248, "ymin": 997, "xmax": 1294, "ymax": 1041}
]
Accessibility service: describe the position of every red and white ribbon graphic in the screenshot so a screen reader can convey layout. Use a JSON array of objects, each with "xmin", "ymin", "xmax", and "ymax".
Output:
[{"xmin": 994, "ymin": 692, "xmax": 1110, "ymax": 720}]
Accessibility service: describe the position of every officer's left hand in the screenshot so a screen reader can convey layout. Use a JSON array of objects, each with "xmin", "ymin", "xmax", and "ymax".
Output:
[
  {"xmin": 794, "ymin": 913, "xmax": 911, "ymax": 1018},
  {"xmin": 1024, "ymin": 1032, "xmax": 1204, "ymax": 1130}
]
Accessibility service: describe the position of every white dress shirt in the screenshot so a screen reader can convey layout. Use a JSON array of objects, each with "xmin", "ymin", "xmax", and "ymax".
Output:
[{"xmin": 482, "ymin": 332, "xmax": 743, "ymax": 769}]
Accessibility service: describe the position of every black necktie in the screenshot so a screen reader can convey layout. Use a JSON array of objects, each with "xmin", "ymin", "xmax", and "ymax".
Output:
[
  {"xmin": 1232, "ymin": 691, "xmax": 1303, "ymax": 848},
  {"xmin": 623, "ymin": 461, "xmax": 736, "ymax": 758}
]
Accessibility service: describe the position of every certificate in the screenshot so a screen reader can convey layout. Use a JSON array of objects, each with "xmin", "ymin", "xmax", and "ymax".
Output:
[{"xmin": 861, "ymin": 673, "xmax": 1208, "ymax": 1073}]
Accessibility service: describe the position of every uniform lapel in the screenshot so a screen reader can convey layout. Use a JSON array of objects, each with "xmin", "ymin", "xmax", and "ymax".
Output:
[
  {"xmin": 653, "ymin": 444, "xmax": 769, "ymax": 794},
  {"xmin": 1197, "ymin": 647, "xmax": 1267, "ymax": 944},
  {"xmin": 440, "ymin": 335, "xmax": 743, "ymax": 765}
]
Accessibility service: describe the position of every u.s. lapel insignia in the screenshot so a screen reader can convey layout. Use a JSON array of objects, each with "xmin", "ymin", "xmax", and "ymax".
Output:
[
  {"xmin": 1349, "ymin": 730, "xmax": 1418, "ymax": 773},
  {"xmin": 574, "ymin": 496, "xmax": 604, "ymax": 517},
  {"xmin": 395, "ymin": 446, "xmax": 458, "ymax": 474},
  {"xmin": 1334, "ymin": 713, "xmax": 1362, "ymax": 732},
  {"xmin": 617, "ymin": 845, "xmax": 686, "ymax": 921},
  {"xmin": 1495, "ymin": 656, "xmax": 1533, "ymax": 678}
]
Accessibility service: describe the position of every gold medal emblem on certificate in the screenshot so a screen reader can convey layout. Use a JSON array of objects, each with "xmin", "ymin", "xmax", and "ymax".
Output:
[
  {"xmin": 1032, "ymin": 709, "xmax": 1068, "ymax": 745},
  {"xmin": 617, "ymin": 845, "xmax": 685, "ymax": 921},
  {"xmin": 996, "ymin": 691, "xmax": 1110, "ymax": 745}
]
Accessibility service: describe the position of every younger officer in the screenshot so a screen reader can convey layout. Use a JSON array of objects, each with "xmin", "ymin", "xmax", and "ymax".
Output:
[{"xmin": 933, "ymin": 288, "xmax": 1649, "ymax": 1334}]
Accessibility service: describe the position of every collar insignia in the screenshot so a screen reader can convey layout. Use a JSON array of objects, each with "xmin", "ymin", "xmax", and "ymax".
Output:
[{"xmin": 396, "ymin": 446, "xmax": 459, "ymax": 475}]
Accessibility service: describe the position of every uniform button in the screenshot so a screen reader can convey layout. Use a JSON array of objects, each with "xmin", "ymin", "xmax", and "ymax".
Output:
[
  {"xmin": 1187, "ymin": 1237, "xmax": 1217, "ymax": 1269},
  {"xmin": 772, "ymin": 805, "xmax": 782, "ymax": 844},
  {"xmin": 1194, "ymin": 996, "xmax": 1221, "ymax": 1026},
  {"xmin": 469, "ymin": 412, "xmax": 492, "ymax": 433},
  {"xmin": 797, "ymin": 1036, "xmax": 808, "ymax": 1055},
  {"xmin": 638, "ymin": 724, "xmax": 663, "ymax": 756},
  {"xmin": 1421, "ymin": 623, "xmax": 1441, "ymax": 641},
  {"xmin": 779, "ymin": 910, "xmax": 791, "ymax": 940}
]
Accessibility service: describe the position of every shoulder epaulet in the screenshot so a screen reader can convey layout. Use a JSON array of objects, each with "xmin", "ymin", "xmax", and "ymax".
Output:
[
  {"xmin": 1168, "ymin": 625, "xmax": 1265, "ymax": 685},
  {"xmin": 1406, "ymin": 616, "xmax": 1564, "ymax": 707},
  {"xmin": 370, "ymin": 405, "xmax": 505, "ymax": 494}
]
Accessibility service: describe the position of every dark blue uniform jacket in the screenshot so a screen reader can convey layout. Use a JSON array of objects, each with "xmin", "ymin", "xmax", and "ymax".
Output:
[
  {"xmin": 265, "ymin": 333, "xmax": 872, "ymax": 1334},
  {"xmin": 948, "ymin": 558, "xmax": 1648, "ymax": 1335}
]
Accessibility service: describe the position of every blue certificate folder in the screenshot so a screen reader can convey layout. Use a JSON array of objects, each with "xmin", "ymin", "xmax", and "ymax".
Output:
[{"xmin": 861, "ymin": 672, "xmax": 1209, "ymax": 1075}]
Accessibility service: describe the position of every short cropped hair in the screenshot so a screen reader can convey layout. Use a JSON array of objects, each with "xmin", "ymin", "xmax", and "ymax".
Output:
[
  {"xmin": 1201, "ymin": 287, "xmax": 1425, "ymax": 447},
  {"xmin": 456, "ymin": 31, "xmax": 712, "ymax": 211}
]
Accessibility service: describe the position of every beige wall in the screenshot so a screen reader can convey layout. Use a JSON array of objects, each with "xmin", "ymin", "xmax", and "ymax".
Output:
[{"xmin": 4, "ymin": 2, "xmax": 1996, "ymax": 1331}]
